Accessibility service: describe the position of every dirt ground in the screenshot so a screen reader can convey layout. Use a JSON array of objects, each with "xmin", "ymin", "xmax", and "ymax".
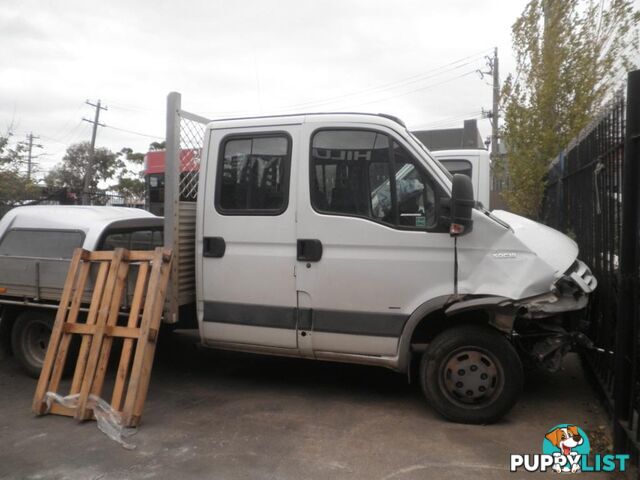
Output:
[{"xmin": 0, "ymin": 331, "xmax": 628, "ymax": 479}]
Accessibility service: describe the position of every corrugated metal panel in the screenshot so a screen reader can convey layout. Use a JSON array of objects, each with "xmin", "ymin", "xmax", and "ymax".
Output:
[{"xmin": 176, "ymin": 201, "xmax": 196, "ymax": 305}]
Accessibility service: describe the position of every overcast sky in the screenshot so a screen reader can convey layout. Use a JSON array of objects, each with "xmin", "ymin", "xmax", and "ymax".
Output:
[{"xmin": 1, "ymin": 0, "xmax": 536, "ymax": 179}]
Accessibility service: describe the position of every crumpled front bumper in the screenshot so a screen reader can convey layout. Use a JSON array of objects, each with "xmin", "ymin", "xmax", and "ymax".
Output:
[
  {"xmin": 566, "ymin": 259, "xmax": 598, "ymax": 293},
  {"xmin": 516, "ymin": 259, "xmax": 597, "ymax": 318}
]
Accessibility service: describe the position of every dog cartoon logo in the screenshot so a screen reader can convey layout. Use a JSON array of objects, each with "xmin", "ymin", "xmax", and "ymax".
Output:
[
  {"xmin": 543, "ymin": 424, "xmax": 590, "ymax": 473},
  {"xmin": 512, "ymin": 424, "xmax": 627, "ymax": 473}
]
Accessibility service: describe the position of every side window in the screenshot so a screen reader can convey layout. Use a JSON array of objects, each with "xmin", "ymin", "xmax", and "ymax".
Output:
[
  {"xmin": 392, "ymin": 142, "xmax": 437, "ymax": 228},
  {"xmin": 100, "ymin": 229, "xmax": 163, "ymax": 251},
  {"xmin": 216, "ymin": 134, "xmax": 290, "ymax": 214},
  {"xmin": 0, "ymin": 229, "xmax": 84, "ymax": 258},
  {"xmin": 311, "ymin": 129, "xmax": 438, "ymax": 229},
  {"xmin": 102, "ymin": 232, "xmax": 130, "ymax": 250},
  {"xmin": 439, "ymin": 159, "xmax": 472, "ymax": 179}
]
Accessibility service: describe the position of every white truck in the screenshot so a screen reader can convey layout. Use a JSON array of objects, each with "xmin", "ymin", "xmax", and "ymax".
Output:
[
  {"xmin": 430, "ymin": 149, "xmax": 491, "ymax": 208},
  {"xmin": 161, "ymin": 93, "xmax": 597, "ymax": 424},
  {"xmin": 0, "ymin": 206, "xmax": 163, "ymax": 376}
]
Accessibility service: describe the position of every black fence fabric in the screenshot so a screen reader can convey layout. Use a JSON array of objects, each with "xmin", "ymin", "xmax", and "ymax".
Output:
[{"xmin": 541, "ymin": 71, "xmax": 639, "ymax": 458}]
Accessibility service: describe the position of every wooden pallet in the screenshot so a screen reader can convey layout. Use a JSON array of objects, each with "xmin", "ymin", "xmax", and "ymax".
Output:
[{"xmin": 32, "ymin": 246, "xmax": 172, "ymax": 427}]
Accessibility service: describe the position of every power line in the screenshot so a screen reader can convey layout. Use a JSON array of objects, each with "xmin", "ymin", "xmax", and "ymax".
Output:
[
  {"xmin": 103, "ymin": 124, "xmax": 162, "ymax": 140},
  {"xmin": 47, "ymin": 101, "xmax": 87, "ymax": 139},
  {"xmin": 104, "ymin": 99, "xmax": 161, "ymax": 114},
  {"xmin": 341, "ymin": 70, "xmax": 478, "ymax": 109},
  {"xmin": 268, "ymin": 50, "xmax": 492, "ymax": 112},
  {"xmin": 201, "ymin": 48, "xmax": 494, "ymax": 117}
]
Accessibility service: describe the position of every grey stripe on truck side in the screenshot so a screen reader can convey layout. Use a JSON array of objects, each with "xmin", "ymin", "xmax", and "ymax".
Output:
[
  {"xmin": 203, "ymin": 301, "xmax": 408, "ymax": 337},
  {"xmin": 203, "ymin": 302, "xmax": 297, "ymax": 330}
]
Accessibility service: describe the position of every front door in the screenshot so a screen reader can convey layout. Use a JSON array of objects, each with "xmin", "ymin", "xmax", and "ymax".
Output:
[
  {"xmin": 200, "ymin": 124, "xmax": 300, "ymax": 351},
  {"xmin": 296, "ymin": 125, "xmax": 454, "ymax": 358}
]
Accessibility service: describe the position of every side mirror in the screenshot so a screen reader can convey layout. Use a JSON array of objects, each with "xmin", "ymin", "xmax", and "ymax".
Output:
[{"xmin": 450, "ymin": 173, "xmax": 475, "ymax": 236}]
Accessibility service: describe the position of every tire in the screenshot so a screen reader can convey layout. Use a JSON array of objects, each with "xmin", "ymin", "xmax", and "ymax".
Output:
[
  {"xmin": 11, "ymin": 310, "xmax": 54, "ymax": 378},
  {"xmin": 420, "ymin": 324, "xmax": 523, "ymax": 424}
]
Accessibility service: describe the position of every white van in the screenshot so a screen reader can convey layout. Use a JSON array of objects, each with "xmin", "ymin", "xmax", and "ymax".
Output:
[
  {"xmin": 173, "ymin": 112, "xmax": 597, "ymax": 424},
  {"xmin": 430, "ymin": 149, "xmax": 491, "ymax": 208}
]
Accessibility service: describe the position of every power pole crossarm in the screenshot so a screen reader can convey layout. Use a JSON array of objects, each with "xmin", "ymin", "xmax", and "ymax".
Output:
[{"xmin": 81, "ymin": 99, "xmax": 107, "ymax": 204}]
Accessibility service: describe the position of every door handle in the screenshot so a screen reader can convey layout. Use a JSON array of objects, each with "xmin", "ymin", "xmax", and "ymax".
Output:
[
  {"xmin": 203, "ymin": 237, "xmax": 226, "ymax": 258},
  {"xmin": 297, "ymin": 239, "xmax": 323, "ymax": 262}
]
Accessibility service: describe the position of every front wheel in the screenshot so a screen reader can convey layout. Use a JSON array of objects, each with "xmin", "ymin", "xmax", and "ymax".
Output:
[{"xmin": 420, "ymin": 325, "xmax": 523, "ymax": 424}]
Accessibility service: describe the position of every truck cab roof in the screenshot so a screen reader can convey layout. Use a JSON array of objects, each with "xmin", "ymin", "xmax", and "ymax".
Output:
[
  {"xmin": 431, "ymin": 149, "xmax": 490, "ymax": 157},
  {"xmin": 0, "ymin": 206, "xmax": 162, "ymax": 250},
  {"xmin": 207, "ymin": 112, "xmax": 408, "ymax": 131}
]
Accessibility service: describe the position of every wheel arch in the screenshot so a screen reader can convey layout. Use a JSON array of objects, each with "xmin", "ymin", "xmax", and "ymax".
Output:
[
  {"xmin": 0, "ymin": 305, "xmax": 55, "ymax": 356},
  {"xmin": 397, "ymin": 295, "xmax": 515, "ymax": 374},
  {"xmin": 0, "ymin": 305, "xmax": 24, "ymax": 355}
]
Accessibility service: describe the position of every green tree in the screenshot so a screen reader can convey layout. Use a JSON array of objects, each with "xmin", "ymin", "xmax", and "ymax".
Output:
[
  {"xmin": 148, "ymin": 140, "xmax": 165, "ymax": 151},
  {"xmin": 45, "ymin": 142, "xmax": 124, "ymax": 193},
  {"xmin": 501, "ymin": 0, "xmax": 639, "ymax": 218},
  {"xmin": 114, "ymin": 177, "xmax": 145, "ymax": 198},
  {"xmin": 0, "ymin": 133, "xmax": 38, "ymax": 205},
  {"xmin": 114, "ymin": 147, "xmax": 145, "ymax": 199},
  {"xmin": 120, "ymin": 147, "xmax": 145, "ymax": 164}
]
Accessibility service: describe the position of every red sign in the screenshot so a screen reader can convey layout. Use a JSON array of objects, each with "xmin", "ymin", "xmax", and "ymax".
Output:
[{"xmin": 144, "ymin": 150, "xmax": 200, "ymax": 175}]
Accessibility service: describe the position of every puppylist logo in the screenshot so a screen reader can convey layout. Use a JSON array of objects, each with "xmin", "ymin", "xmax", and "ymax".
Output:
[{"xmin": 510, "ymin": 424, "xmax": 629, "ymax": 474}]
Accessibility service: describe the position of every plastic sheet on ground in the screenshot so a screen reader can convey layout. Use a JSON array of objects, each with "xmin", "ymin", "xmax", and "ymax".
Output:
[{"xmin": 43, "ymin": 392, "xmax": 137, "ymax": 449}]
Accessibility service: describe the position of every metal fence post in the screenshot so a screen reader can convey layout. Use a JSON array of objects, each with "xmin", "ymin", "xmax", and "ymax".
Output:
[
  {"xmin": 614, "ymin": 70, "xmax": 640, "ymax": 451},
  {"xmin": 164, "ymin": 92, "xmax": 181, "ymax": 323}
]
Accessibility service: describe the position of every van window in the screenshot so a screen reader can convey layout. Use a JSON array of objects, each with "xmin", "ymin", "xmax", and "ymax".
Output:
[
  {"xmin": 439, "ymin": 159, "xmax": 472, "ymax": 179},
  {"xmin": 0, "ymin": 229, "xmax": 84, "ymax": 258},
  {"xmin": 216, "ymin": 134, "xmax": 290, "ymax": 214},
  {"xmin": 311, "ymin": 130, "xmax": 437, "ymax": 229}
]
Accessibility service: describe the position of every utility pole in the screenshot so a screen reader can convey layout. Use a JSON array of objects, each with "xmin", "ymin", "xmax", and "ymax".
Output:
[
  {"xmin": 478, "ymin": 47, "xmax": 500, "ymax": 158},
  {"xmin": 22, "ymin": 133, "xmax": 43, "ymax": 181},
  {"xmin": 491, "ymin": 47, "xmax": 500, "ymax": 160},
  {"xmin": 81, "ymin": 99, "xmax": 107, "ymax": 204}
]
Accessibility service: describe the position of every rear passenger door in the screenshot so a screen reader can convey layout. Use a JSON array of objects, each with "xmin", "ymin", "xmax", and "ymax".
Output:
[{"xmin": 200, "ymin": 125, "xmax": 300, "ymax": 350}]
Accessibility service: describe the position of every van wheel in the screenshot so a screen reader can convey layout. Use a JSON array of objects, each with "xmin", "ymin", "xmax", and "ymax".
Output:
[
  {"xmin": 420, "ymin": 325, "xmax": 523, "ymax": 424},
  {"xmin": 11, "ymin": 310, "xmax": 54, "ymax": 378}
]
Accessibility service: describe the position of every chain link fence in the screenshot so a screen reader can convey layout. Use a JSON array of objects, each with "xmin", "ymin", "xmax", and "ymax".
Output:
[{"xmin": 164, "ymin": 93, "xmax": 210, "ymax": 324}]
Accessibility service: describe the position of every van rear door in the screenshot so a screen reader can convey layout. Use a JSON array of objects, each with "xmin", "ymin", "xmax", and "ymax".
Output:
[{"xmin": 200, "ymin": 124, "xmax": 301, "ymax": 350}]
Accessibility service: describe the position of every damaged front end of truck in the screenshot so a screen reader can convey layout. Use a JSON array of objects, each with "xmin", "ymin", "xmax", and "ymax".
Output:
[
  {"xmin": 452, "ymin": 209, "xmax": 600, "ymax": 373},
  {"xmin": 510, "ymin": 259, "xmax": 598, "ymax": 372}
]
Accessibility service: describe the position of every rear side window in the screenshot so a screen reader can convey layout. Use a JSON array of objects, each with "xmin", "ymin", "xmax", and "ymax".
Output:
[
  {"xmin": 100, "ymin": 229, "xmax": 163, "ymax": 251},
  {"xmin": 0, "ymin": 229, "xmax": 84, "ymax": 258},
  {"xmin": 215, "ymin": 134, "xmax": 291, "ymax": 214}
]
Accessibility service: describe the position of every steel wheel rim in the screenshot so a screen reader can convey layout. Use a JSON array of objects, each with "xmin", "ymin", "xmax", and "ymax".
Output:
[
  {"xmin": 440, "ymin": 347, "xmax": 503, "ymax": 407},
  {"xmin": 22, "ymin": 319, "xmax": 51, "ymax": 368}
]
